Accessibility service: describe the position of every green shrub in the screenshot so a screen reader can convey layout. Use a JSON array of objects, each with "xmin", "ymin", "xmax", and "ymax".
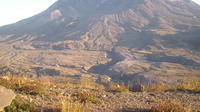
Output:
[{"xmin": 4, "ymin": 96, "xmax": 35, "ymax": 112}]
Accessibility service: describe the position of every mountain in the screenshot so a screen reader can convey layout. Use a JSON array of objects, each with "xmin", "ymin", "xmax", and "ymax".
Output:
[
  {"xmin": 1, "ymin": 0, "xmax": 200, "ymax": 50},
  {"xmin": 0, "ymin": 0, "xmax": 200, "ymax": 89}
]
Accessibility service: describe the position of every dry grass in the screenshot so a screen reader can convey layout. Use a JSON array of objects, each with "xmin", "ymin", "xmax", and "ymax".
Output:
[
  {"xmin": 80, "ymin": 78, "xmax": 97, "ymax": 89},
  {"xmin": 45, "ymin": 76, "xmax": 104, "ymax": 91},
  {"xmin": 106, "ymin": 83, "xmax": 129, "ymax": 93},
  {"xmin": 61, "ymin": 93, "xmax": 88, "ymax": 112},
  {"xmin": 73, "ymin": 91, "xmax": 104, "ymax": 104},
  {"xmin": 150, "ymin": 100, "xmax": 190, "ymax": 112},
  {"xmin": 0, "ymin": 76, "xmax": 104, "ymax": 111},
  {"xmin": 0, "ymin": 75, "xmax": 104, "ymax": 95},
  {"xmin": 0, "ymin": 76, "xmax": 45, "ymax": 95},
  {"xmin": 61, "ymin": 100, "xmax": 87, "ymax": 112},
  {"xmin": 176, "ymin": 79, "xmax": 200, "ymax": 93},
  {"xmin": 135, "ymin": 83, "xmax": 171, "ymax": 92},
  {"xmin": 131, "ymin": 79, "xmax": 200, "ymax": 93},
  {"xmin": 61, "ymin": 91, "xmax": 104, "ymax": 112}
]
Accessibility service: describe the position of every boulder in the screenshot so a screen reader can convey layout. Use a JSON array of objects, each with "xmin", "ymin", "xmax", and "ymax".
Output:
[{"xmin": 0, "ymin": 86, "xmax": 16, "ymax": 111}]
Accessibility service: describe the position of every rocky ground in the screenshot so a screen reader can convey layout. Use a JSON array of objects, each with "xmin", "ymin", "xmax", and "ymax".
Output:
[
  {"xmin": 0, "ymin": 76, "xmax": 199, "ymax": 112},
  {"xmin": 18, "ymin": 87, "xmax": 200, "ymax": 112},
  {"xmin": 89, "ymin": 91, "xmax": 200, "ymax": 112}
]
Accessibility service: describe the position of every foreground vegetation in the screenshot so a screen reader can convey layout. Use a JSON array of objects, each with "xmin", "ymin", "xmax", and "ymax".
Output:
[
  {"xmin": 0, "ymin": 75, "xmax": 199, "ymax": 112},
  {"xmin": 150, "ymin": 100, "xmax": 190, "ymax": 112},
  {"xmin": 4, "ymin": 96, "xmax": 35, "ymax": 112}
]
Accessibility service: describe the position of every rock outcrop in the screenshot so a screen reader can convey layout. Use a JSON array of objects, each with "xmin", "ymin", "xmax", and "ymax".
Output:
[{"xmin": 0, "ymin": 86, "xmax": 16, "ymax": 111}]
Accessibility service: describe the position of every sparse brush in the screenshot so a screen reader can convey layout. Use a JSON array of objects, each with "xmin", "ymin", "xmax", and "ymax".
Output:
[
  {"xmin": 61, "ymin": 100, "xmax": 87, "ymax": 112},
  {"xmin": 131, "ymin": 80, "xmax": 200, "ymax": 92},
  {"xmin": 73, "ymin": 91, "xmax": 104, "ymax": 104},
  {"xmin": 61, "ymin": 91, "xmax": 103, "ymax": 112},
  {"xmin": 0, "ymin": 76, "xmax": 45, "ymax": 95},
  {"xmin": 16, "ymin": 82, "xmax": 45, "ymax": 95},
  {"xmin": 106, "ymin": 83, "xmax": 129, "ymax": 93},
  {"xmin": 140, "ymin": 83, "xmax": 170, "ymax": 92},
  {"xmin": 150, "ymin": 100, "xmax": 190, "ymax": 112},
  {"xmin": 80, "ymin": 78, "xmax": 97, "ymax": 89},
  {"xmin": 4, "ymin": 96, "xmax": 35, "ymax": 112},
  {"xmin": 176, "ymin": 79, "xmax": 200, "ymax": 93}
]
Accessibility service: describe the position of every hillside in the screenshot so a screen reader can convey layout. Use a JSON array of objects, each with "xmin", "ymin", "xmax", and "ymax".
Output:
[
  {"xmin": 0, "ymin": 0, "xmax": 200, "ymax": 112},
  {"xmin": 0, "ymin": 0, "xmax": 200, "ymax": 91}
]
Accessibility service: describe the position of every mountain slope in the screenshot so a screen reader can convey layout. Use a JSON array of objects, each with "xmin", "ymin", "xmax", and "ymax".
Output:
[
  {"xmin": 0, "ymin": 0, "xmax": 200, "ymax": 88},
  {"xmin": 0, "ymin": 0, "xmax": 200, "ymax": 50}
]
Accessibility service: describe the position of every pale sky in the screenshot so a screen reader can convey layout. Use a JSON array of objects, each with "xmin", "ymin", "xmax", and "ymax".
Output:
[
  {"xmin": 0, "ymin": 0, "xmax": 57, "ymax": 26},
  {"xmin": 0, "ymin": 0, "xmax": 200, "ymax": 27},
  {"xmin": 194, "ymin": 0, "xmax": 200, "ymax": 4}
]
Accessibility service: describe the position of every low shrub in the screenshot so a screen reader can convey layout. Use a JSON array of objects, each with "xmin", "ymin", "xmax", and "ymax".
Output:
[
  {"xmin": 150, "ymin": 100, "xmax": 190, "ymax": 112},
  {"xmin": 106, "ymin": 83, "xmax": 129, "ymax": 93},
  {"xmin": 0, "ymin": 76, "xmax": 45, "ymax": 95},
  {"xmin": 73, "ymin": 91, "xmax": 104, "ymax": 104},
  {"xmin": 4, "ymin": 96, "xmax": 35, "ymax": 112}
]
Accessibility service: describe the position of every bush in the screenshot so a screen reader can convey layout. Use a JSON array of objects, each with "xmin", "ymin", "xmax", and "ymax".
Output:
[
  {"xmin": 15, "ymin": 82, "xmax": 45, "ymax": 95},
  {"xmin": 106, "ymin": 83, "xmax": 129, "ymax": 93},
  {"xmin": 150, "ymin": 101, "xmax": 190, "ymax": 112},
  {"xmin": 0, "ymin": 76, "xmax": 45, "ymax": 95},
  {"xmin": 4, "ymin": 96, "xmax": 35, "ymax": 112},
  {"xmin": 73, "ymin": 92, "xmax": 104, "ymax": 104},
  {"xmin": 61, "ymin": 91, "xmax": 104, "ymax": 112}
]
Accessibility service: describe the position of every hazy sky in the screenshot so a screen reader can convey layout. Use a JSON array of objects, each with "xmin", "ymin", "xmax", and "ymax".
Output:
[
  {"xmin": 0, "ymin": 0, "xmax": 57, "ymax": 26},
  {"xmin": 194, "ymin": 0, "xmax": 200, "ymax": 4},
  {"xmin": 0, "ymin": 0, "xmax": 200, "ymax": 27}
]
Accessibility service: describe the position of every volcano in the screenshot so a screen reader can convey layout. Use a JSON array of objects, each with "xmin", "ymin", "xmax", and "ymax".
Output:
[
  {"xmin": 0, "ymin": 0, "xmax": 200, "ymax": 50},
  {"xmin": 0, "ymin": 0, "xmax": 200, "ymax": 87}
]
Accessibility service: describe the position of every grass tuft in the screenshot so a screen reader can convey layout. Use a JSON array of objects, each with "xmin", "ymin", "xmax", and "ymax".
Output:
[{"xmin": 61, "ymin": 100, "xmax": 87, "ymax": 112}]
